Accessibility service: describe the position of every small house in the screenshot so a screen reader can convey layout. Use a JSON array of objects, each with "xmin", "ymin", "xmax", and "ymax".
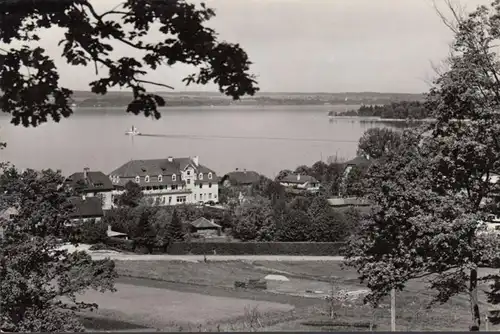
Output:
[
  {"xmin": 189, "ymin": 217, "xmax": 222, "ymax": 237},
  {"xmin": 221, "ymin": 169, "xmax": 261, "ymax": 187},
  {"xmin": 279, "ymin": 174, "xmax": 320, "ymax": 193},
  {"xmin": 68, "ymin": 196, "xmax": 104, "ymax": 223},
  {"xmin": 67, "ymin": 168, "xmax": 115, "ymax": 210}
]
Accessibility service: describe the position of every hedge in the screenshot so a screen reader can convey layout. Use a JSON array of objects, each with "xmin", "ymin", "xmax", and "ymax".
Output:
[
  {"xmin": 165, "ymin": 241, "xmax": 346, "ymax": 256},
  {"xmin": 104, "ymin": 238, "xmax": 346, "ymax": 255}
]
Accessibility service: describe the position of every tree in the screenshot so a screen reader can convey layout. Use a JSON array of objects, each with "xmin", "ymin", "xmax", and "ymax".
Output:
[
  {"xmin": 115, "ymin": 181, "xmax": 143, "ymax": 208},
  {"xmin": 342, "ymin": 166, "xmax": 365, "ymax": 197},
  {"xmin": 232, "ymin": 197, "xmax": 275, "ymax": 241},
  {"xmin": 275, "ymin": 169, "xmax": 292, "ymax": 181},
  {"xmin": 294, "ymin": 165, "xmax": 310, "ymax": 175},
  {"xmin": 288, "ymin": 195, "xmax": 312, "ymax": 212},
  {"xmin": 357, "ymin": 128, "xmax": 403, "ymax": 160},
  {"xmin": 307, "ymin": 196, "xmax": 348, "ymax": 242},
  {"xmin": 344, "ymin": 128, "xmax": 500, "ymax": 330},
  {"xmin": 168, "ymin": 209, "xmax": 184, "ymax": 241},
  {"xmin": 0, "ymin": 0, "xmax": 258, "ymax": 127},
  {"xmin": 274, "ymin": 208, "xmax": 311, "ymax": 242},
  {"xmin": 78, "ymin": 218, "xmax": 108, "ymax": 244},
  {"xmin": 0, "ymin": 165, "xmax": 116, "ymax": 332},
  {"xmin": 131, "ymin": 206, "xmax": 156, "ymax": 253}
]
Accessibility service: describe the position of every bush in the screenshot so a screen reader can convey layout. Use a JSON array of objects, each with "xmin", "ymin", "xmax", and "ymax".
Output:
[
  {"xmin": 105, "ymin": 237, "xmax": 135, "ymax": 252},
  {"xmin": 89, "ymin": 242, "xmax": 109, "ymax": 251},
  {"xmin": 165, "ymin": 241, "xmax": 345, "ymax": 255},
  {"xmin": 79, "ymin": 219, "xmax": 108, "ymax": 244}
]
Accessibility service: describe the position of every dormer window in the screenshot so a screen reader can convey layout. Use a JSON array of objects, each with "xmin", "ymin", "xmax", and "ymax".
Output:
[
  {"xmin": 145, "ymin": 175, "xmax": 150, "ymax": 183},
  {"xmin": 135, "ymin": 176, "xmax": 140, "ymax": 183},
  {"xmin": 208, "ymin": 172, "xmax": 213, "ymax": 179},
  {"xmin": 116, "ymin": 176, "xmax": 120, "ymax": 183},
  {"xmin": 172, "ymin": 174, "xmax": 176, "ymax": 182},
  {"xmin": 158, "ymin": 175, "xmax": 163, "ymax": 182},
  {"xmin": 199, "ymin": 173, "xmax": 203, "ymax": 180}
]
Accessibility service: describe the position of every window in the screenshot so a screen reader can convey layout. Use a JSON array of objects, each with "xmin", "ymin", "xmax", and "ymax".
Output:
[
  {"xmin": 177, "ymin": 196, "xmax": 187, "ymax": 203},
  {"xmin": 168, "ymin": 196, "xmax": 172, "ymax": 204},
  {"xmin": 116, "ymin": 176, "xmax": 120, "ymax": 183},
  {"xmin": 171, "ymin": 185, "xmax": 178, "ymax": 190},
  {"xmin": 145, "ymin": 175, "xmax": 150, "ymax": 183},
  {"xmin": 194, "ymin": 194, "xmax": 197, "ymax": 200},
  {"xmin": 172, "ymin": 174, "xmax": 176, "ymax": 181},
  {"xmin": 209, "ymin": 193, "xmax": 212, "ymax": 199},
  {"xmin": 158, "ymin": 175, "xmax": 163, "ymax": 182},
  {"xmin": 208, "ymin": 172, "xmax": 212, "ymax": 179},
  {"xmin": 199, "ymin": 173, "xmax": 203, "ymax": 180},
  {"xmin": 208, "ymin": 183, "xmax": 212, "ymax": 188},
  {"xmin": 187, "ymin": 179, "xmax": 191, "ymax": 185},
  {"xmin": 135, "ymin": 176, "xmax": 140, "ymax": 183},
  {"xmin": 199, "ymin": 184, "xmax": 202, "ymax": 189},
  {"xmin": 187, "ymin": 171, "xmax": 191, "ymax": 176}
]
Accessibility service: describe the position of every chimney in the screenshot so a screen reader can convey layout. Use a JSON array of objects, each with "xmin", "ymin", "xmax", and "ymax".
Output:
[
  {"xmin": 107, "ymin": 225, "xmax": 112, "ymax": 232},
  {"xmin": 83, "ymin": 167, "xmax": 90, "ymax": 179},
  {"xmin": 243, "ymin": 168, "xmax": 247, "ymax": 173},
  {"xmin": 192, "ymin": 155, "xmax": 199, "ymax": 166},
  {"xmin": 297, "ymin": 174, "xmax": 301, "ymax": 181},
  {"xmin": 167, "ymin": 156, "xmax": 173, "ymax": 162},
  {"xmin": 235, "ymin": 167, "xmax": 239, "ymax": 171}
]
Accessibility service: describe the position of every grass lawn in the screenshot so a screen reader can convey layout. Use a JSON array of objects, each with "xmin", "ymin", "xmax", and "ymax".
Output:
[
  {"xmin": 77, "ymin": 282, "xmax": 294, "ymax": 330},
  {"xmin": 111, "ymin": 259, "xmax": 500, "ymax": 331}
]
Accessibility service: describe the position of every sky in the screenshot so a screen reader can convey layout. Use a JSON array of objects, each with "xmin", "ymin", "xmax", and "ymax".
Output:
[{"xmin": 15, "ymin": 0, "xmax": 492, "ymax": 93}]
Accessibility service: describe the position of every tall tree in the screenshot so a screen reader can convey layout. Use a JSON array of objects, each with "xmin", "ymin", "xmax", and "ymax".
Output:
[
  {"xmin": 168, "ymin": 209, "xmax": 184, "ymax": 241},
  {"xmin": 115, "ymin": 181, "xmax": 143, "ymax": 208},
  {"xmin": 307, "ymin": 196, "xmax": 348, "ymax": 242},
  {"xmin": 232, "ymin": 197, "xmax": 275, "ymax": 241},
  {"xmin": 357, "ymin": 127, "xmax": 403, "ymax": 160},
  {"xmin": 0, "ymin": 165, "xmax": 116, "ymax": 332},
  {"xmin": 0, "ymin": 0, "xmax": 258, "ymax": 127},
  {"xmin": 275, "ymin": 208, "xmax": 312, "ymax": 242}
]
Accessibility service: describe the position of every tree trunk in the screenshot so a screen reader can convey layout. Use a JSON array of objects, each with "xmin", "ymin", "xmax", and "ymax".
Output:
[{"xmin": 470, "ymin": 267, "xmax": 481, "ymax": 330}]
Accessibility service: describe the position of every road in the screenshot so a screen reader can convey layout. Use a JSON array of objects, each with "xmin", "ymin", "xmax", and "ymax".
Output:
[{"xmin": 90, "ymin": 253, "xmax": 346, "ymax": 262}]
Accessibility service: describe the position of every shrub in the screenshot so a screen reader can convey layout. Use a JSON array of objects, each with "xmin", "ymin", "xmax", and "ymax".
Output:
[
  {"xmin": 166, "ymin": 241, "xmax": 345, "ymax": 255},
  {"xmin": 79, "ymin": 219, "xmax": 108, "ymax": 244},
  {"xmin": 105, "ymin": 237, "xmax": 134, "ymax": 252}
]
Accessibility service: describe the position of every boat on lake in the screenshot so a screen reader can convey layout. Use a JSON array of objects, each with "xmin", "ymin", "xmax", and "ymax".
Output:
[{"xmin": 125, "ymin": 125, "xmax": 141, "ymax": 136}]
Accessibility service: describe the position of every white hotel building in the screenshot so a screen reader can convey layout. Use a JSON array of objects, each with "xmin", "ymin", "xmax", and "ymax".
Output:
[{"xmin": 108, "ymin": 156, "xmax": 219, "ymax": 206}]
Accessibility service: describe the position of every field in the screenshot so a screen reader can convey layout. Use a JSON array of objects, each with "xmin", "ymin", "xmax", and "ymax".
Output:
[{"xmin": 81, "ymin": 259, "xmax": 500, "ymax": 331}]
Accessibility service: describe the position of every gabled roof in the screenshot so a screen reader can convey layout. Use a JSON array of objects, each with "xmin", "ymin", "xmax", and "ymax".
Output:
[
  {"xmin": 67, "ymin": 171, "xmax": 114, "ymax": 192},
  {"xmin": 189, "ymin": 217, "xmax": 221, "ymax": 229},
  {"xmin": 222, "ymin": 170, "xmax": 261, "ymax": 185},
  {"xmin": 68, "ymin": 197, "xmax": 104, "ymax": 219},
  {"xmin": 280, "ymin": 174, "xmax": 319, "ymax": 184},
  {"xmin": 109, "ymin": 157, "xmax": 216, "ymax": 178},
  {"xmin": 344, "ymin": 156, "xmax": 373, "ymax": 168}
]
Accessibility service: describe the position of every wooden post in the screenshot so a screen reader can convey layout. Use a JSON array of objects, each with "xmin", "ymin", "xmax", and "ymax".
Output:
[{"xmin": 391, "ymin": 288, "xmax": 396, "ymax": 331}]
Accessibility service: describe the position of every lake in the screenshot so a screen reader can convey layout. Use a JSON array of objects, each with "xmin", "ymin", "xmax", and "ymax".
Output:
[{"xmin": 0, "ymin": 105, "xmax": 388, "ymax": 178}]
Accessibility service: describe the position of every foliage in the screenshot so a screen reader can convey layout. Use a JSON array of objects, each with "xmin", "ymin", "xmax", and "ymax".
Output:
[
  {"xmin": 274, "ymin": 208, "xmax": 312, "ymax": 242},
  {"xmin": 357, "ymin": 127, "xmax": 403, "ymax": 160},
  {"xmin": 77, "ymin": 218, "xmax": 108, "ymax": 244},
  {"xmin": 232, "ymin": 197, "xmax": 275, "ymax": 241},
  {"xmin": 114, "ymin": 181, "xmax": 143, "ymax": 208},
  {"xmin": 168, "ymin": 209, "xmax": 184, "ymax": 241},
  {"xmin": 129, "ymin": 206, "xmax": 157, "ymax": 253},
  {"xmin": 0, "ymin": 0, "xmax": 258, "ymax": 127},
  {"xmin": 340, "ymin": 101, "xmax": 431, "ymax": 119},
  {"xmin": 307, "ymin": 196, "xmax": 348, "ymax": 242},
  {"xmin": 275, "ymin": 169, "xmax": 292, "ymax": 181},
  {"xmin": 0, "ymin": 165, "xmax": 116, "ymax": 332},
  {"xmin": 342, "ymin": 166, "xmax": 365, "ymax": 197}
]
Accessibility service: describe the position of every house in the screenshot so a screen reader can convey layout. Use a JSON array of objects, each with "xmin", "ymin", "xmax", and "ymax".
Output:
[
  {"xmin": 342, "ymin": 155, "xmax": 373, "ymax": 178},
  {"xmin": 108, "ymin": 155, "xmax": 219, "ymax": 206},
  {"xmin": 279, "ymin": 174, "xmax": 320, "ymax": 193},
  {"xmin": 188, "ymin": 217, "xmax": 222, "ymax": 237},
  {"xmin": 220, "ymin": 169, "xmax": 261, "ymax": 187},
  {"xmin": 68, "ymin": 196, "xmax": 104, "ymax": 223},
  {"xmin": 67, "ymin": 168, "xmax": 115, "ymax": 210}
]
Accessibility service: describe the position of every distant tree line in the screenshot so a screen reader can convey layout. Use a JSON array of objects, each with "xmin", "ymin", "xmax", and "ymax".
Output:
[{"xmin": 340, "ymin": 101, "xmax": 432, "ymax": 119}]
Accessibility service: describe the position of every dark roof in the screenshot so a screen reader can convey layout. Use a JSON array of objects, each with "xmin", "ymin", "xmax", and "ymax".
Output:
[
  {"xmin": 280, "ymin": 174, "xmax": 319, "ymax": 184},
  {"xmin": 68, "ymin": 197, "xmax": 104, "ymax": 219},
  {"xmin": 190, "ymin": 217, "xmax": 221, "ymax": 229},
  {"xmin": 109, "ymin": 157, "xmax": 217, "ymax": 187},
  {"xmin": 222, "ymin": 170, "xmax": 261, "ymax": 185},
  {"xmin": 67, "ymin": 171, "xmax": 114, "ymax": 192},
  {"xmin": 344, "ymin": 156, "xmax": 373, "ymax": 168}
]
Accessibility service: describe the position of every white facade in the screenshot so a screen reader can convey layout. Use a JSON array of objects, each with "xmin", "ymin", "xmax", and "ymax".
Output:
[
  {"xmin": 85, "ymin": 191, "xmax": 113, "ymax": 210},
  {"xmin": 110, "ymin": 156, "xmax": 219, "ymax": 207}
]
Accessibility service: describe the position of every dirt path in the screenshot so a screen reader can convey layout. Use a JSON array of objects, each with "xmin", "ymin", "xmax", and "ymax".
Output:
[{"xmin": 91, "ymin": 254, "xmax": 346, "ymax": 262}]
